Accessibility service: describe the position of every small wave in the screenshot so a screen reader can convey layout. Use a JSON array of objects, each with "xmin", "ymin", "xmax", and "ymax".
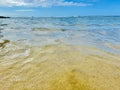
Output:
[
  {"xmin": 32, "ymin": 27, "xmax": 67, "ymax": 32},
  {"xmin": 0, "ymin": 24, "xmax": 8, "ymax": 26}
]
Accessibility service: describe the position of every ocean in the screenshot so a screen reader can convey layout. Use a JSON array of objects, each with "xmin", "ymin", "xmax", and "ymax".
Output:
[{"xmin": 0, "ymin": 16, "xmax": 120, "ymax": 90}]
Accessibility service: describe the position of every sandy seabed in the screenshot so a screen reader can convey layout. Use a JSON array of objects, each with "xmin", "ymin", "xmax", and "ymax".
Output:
[{"xmin": 0, "ymin": 43, "xmax": 120, "ymax": 90}]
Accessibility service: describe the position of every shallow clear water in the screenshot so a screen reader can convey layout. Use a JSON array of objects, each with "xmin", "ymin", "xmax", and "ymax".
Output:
[
  {"xmin": 0, "ymin": 16, "xmax": 120, "ymax": 90},
  {"xmin": 0, "ymin": 16, "xmax": 120, "ymax": 54}
]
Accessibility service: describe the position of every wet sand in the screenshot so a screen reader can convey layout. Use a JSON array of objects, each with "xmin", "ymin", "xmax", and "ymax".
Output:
[{"xmin": 0, "ymin": 43, "xmax": 120, "ymax": 90}]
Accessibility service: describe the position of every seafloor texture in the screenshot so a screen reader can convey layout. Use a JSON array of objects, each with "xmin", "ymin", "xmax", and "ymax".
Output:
[
  {"xmin": 0, "ymin": 16, "xmax": 120, "ymax": 90},
  {"xmin": 0, "ymin": 42, "xmax": 120, "ymax": 90}
]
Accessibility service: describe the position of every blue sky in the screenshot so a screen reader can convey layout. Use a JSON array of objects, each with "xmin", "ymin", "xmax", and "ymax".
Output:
[{"xmin": 0, "ymin": 0, "xmax": 120, "ymax": 17}]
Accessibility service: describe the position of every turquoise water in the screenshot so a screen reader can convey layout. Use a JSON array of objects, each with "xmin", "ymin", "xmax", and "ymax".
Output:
[{"xmin": 0, "ymin": 16, "xmax": 120, "ymax": 54}]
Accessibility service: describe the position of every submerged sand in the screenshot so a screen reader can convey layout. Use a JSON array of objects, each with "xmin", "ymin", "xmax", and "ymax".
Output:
[{"xmin": 0, "ymin": 43, "xmax": 120, "ymax": 90}]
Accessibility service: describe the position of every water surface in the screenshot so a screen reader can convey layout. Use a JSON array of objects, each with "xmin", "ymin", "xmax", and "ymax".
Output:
[{"xmin": 0, "ymin": 16, "xmax": 120, "ymax": 90}]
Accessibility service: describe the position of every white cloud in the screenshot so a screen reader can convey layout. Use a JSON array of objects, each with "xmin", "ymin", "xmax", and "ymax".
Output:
[
  {"xmin": 0, "ymin": 0, "xmax": 27, "ymax": 6},
  {"xmin": 0, "ymin": 0, "xmax": 91, "ymax": 7},
  {"xmin": 16, "ymin": 9, "xmax": 35, "ymax": 12}
]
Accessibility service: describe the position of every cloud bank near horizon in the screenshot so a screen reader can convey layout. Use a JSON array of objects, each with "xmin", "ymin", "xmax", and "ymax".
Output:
[{"xmin": 0, "ymin": 0, "xmax": 91, "ymax": 7}]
